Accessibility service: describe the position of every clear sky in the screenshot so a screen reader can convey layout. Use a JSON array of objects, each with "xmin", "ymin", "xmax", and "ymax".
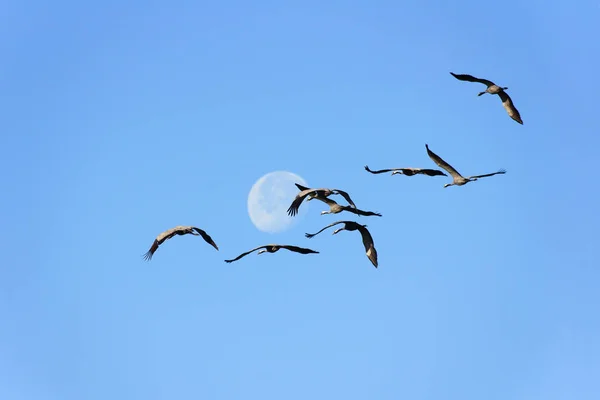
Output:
[{"xmin": 2, "ymin": 1, "xmax": 599, "ymax": 399}]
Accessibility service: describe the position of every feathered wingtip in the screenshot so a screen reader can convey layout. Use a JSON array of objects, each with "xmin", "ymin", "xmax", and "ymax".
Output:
[{"xmin": 142, "ymin": 251, "xmax": 153, "ymax": 261}]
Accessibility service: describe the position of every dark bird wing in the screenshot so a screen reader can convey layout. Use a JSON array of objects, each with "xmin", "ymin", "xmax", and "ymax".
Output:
[
  {"xmin": 425, "ymin": 144, "xmax": 463, "ymax": 179},
  {"xmin": 466, "ymin": 169, "xmax": 507, "ymax": 180},
  {"xmin": 224, "ymin": 245, "xmax": 269, "ymax": 263},
  {"xmin": 343, "ymin": 206, "xmax": 382, "ymax": 217},
  {"xmin": 357, "ymin": 225, "xmax": 378, "ymax": 268},
  {"xmin": 295, "ymin": 183, "xmax": 310, "ymax": 191},
  {"xmin": 332, "ymin": 189, "xmax": 356, "ymax": 208},
  {"xmin": 396, "ymin": 168, "xmax": 448, "ymax": 177},
  {"xmin": 279, "ymin": 245, "xmax": 320, "ymax": 255},
  {"xmin": 364, "ymin": 165, "xmax": 400, "ymax": 174},
  {"xmin": 416, "ymin": 168, "xmax": 448, "ymax": 177},
  {"xmin": 450, "ymin": 72, "xmax": 495, "ymax": 87},
  {"xmin": 498, "ymin": 91, "xmax": 523, "ymax": 124},
  {"xmin": 143, "ymin": 240, "xmax": 160, "ymax": 261},
  {"xmin": 142, "ymin": 226, "xmax": 187, "ymax": 261},
  {"xmin": 192, "ymin": 227, "xmax": 219, "ymax": 250},
  {"xmin": 305, "ymin": 221, "xmax": 347, "ymax": 238},
  {"xmin": 287, "ymin": 189, "xmax": 313, "ymax": 216}
]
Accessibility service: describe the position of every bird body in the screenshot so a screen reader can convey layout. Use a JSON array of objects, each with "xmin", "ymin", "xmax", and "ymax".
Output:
[
  {"xmin": 425, "ymin": 144, "xmax": 506, "ymax": 188},
  {"xmin": 287, "ymin": 183, "xmax": 357, "ymax": 217},
  {"xmin": 143, "ymin": 225, "xmax": 218, "ymax": 261},
  {"xmin": 224, "ymin": 244, "xmax": 319, "ymax": 263},
  {"xmin": 450, "ymin": 72, "xmax": 523, "ymax": 124},
  {"xmin": 309, "ymin": 196, "xmax": 382, "ymax": 217},
  {"xmin": 305, "ymin": 220, "xmax": 378, "ymax": 268},
  {"xmin": 364, "ymin": 165, "xmax": 447, "ymax": 177}
]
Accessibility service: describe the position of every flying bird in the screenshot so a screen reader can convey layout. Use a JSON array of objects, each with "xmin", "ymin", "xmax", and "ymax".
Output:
[
  {"xmin": 309, "ymin": 196, "xmax": 382, "ymax": 217},
  {"xmin": 364, "ymin": 165, "xmax": 447, "ymax": 177},
  {"xmin": 224, "ymin": 244, "xmax": 319, "ymax": 263},
  {"xmin": 305, "ymin": 220, "xmax": 378, "ymax": 268},
  {"xmin": 287, "ymin": 183, "xmax": 357, "ymax": 217},
  {"xmin": 425, "ymin": 144, "xmax": 506, "ymax": 188},
  {"xmin": 143, "ymin": 225, "xmax": 218, "ymax": 261},
  {"xmin": 450, "ymin": 72, "xmax": 523, "ymax": 125}
]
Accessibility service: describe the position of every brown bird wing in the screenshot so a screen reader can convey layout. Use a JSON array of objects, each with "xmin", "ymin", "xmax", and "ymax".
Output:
[
  {"xmin": 155, "ymin": 226, "xmax": 186, "ymax": 244},
  {"xmin": 142, "ymin": 226, "xmax": 189, "ymax": 261},
  {"xmin": 287, "ymin": 189, "xmax": 314, "ymax": 216},
  {"xmin": 450, "ymin": 72, "xmax": 495, "ymax": 87},
  {"xmin": 279, "ymin": 245, "xmax": 320, "ymax": 254},
  {"xmin": 224, "ymin": 245, "xmax": 269, "ymax": 263},
  {"xmin": 466, "ymin": 169, "xmax": 506, "ymax": 180},
  {"xmin": 305, "ymin": 220, "xmax": 347, "ymax": 238},
  {"xmin": 357, "ymin": 225, "xmax": 378, "ymax": 268},
  {"xmin": 192, "ymin": 227, "xmax": 219, "ymax": 251},
  {"xmin": 498, "ymin": 91, "xmax": 523, "ymax": 124},
  {"xmin": 425, "ymin": 144, "xmax": 463, "ymax": 179}
]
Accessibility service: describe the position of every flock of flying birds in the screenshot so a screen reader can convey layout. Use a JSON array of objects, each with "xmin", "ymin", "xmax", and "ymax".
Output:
[{"xmin": 143, "ymin": 72, "xmax": 522, "ymax": 268}]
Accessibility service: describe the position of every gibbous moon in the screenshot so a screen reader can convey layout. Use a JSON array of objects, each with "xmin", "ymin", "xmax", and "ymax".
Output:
[{"xmin": 247, "ymin": 171, "xmax": 309, "ymax": 233}]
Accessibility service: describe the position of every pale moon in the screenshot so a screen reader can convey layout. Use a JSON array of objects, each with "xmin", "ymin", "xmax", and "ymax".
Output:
[{"xmin": 247, "ymin": 171, "xmax": 309, "ymax": 233}]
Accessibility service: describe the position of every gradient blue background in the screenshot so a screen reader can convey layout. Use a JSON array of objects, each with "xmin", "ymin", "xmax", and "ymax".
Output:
[{"xmin": 2, "ymin": 1, "xmax": 599, "ymax": 399}]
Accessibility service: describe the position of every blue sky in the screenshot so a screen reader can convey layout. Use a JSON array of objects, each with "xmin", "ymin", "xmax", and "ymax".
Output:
[{"xmin": 2, "ymin": 1, "xmax": 599, "ymax": 399}]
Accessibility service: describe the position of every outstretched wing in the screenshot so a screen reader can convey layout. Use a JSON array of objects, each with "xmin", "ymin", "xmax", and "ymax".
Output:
[
  {"xmin": 418, "ymin": 168, "xmax": 448, "ymax": 177},
  {"xmin": 425, "ymin": 144, "xmax": 463, "ymax": 179},
  {"xmin": 344, "ymin": 206, "xmax": 382, "ymax": 217},
  {"xmin": 305, "ymin": 221, "xmax": 347, "ymax": 238},
  {"xmin": 498, "ymin": 91, "xmax": 523, "ymax": 124},
  {"xmin": 295, "ymin": 183, "xmax": 310, "ymax": 191},
  {"xmin": 224, "ymin": 245, "xmax": 268, "ymax": 263},
  {"xmin": 450, "ymin": 72, "xmax": 495, "ymax": 87},
  {"xmin": 142, "ymin": 226, "xmax": 187, "ymax": 261},
  {"xmin": 280, "ymin": 245, "xmax": 320, "ymax": 255},
  {"xmin": 287, "ymin": 189, "xmax": 313, "ymax": 217},
  {"xmin": 364, "ymin": 165, "xmax": 400, "ymax": 174},
  {"xmin": 192, "ymin": 227, "xmax": 219, "ymax": 251},
  {"xmin": 333, "ymin": 189, "xmax": 356, "ymax": 208},
  {"xmin": 466, "ymin": 169, "xmax": 506, "ymax": 180},
  {"xmin": 357, "ymin": 226, "xmax": 378, "ymax": 268}
]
